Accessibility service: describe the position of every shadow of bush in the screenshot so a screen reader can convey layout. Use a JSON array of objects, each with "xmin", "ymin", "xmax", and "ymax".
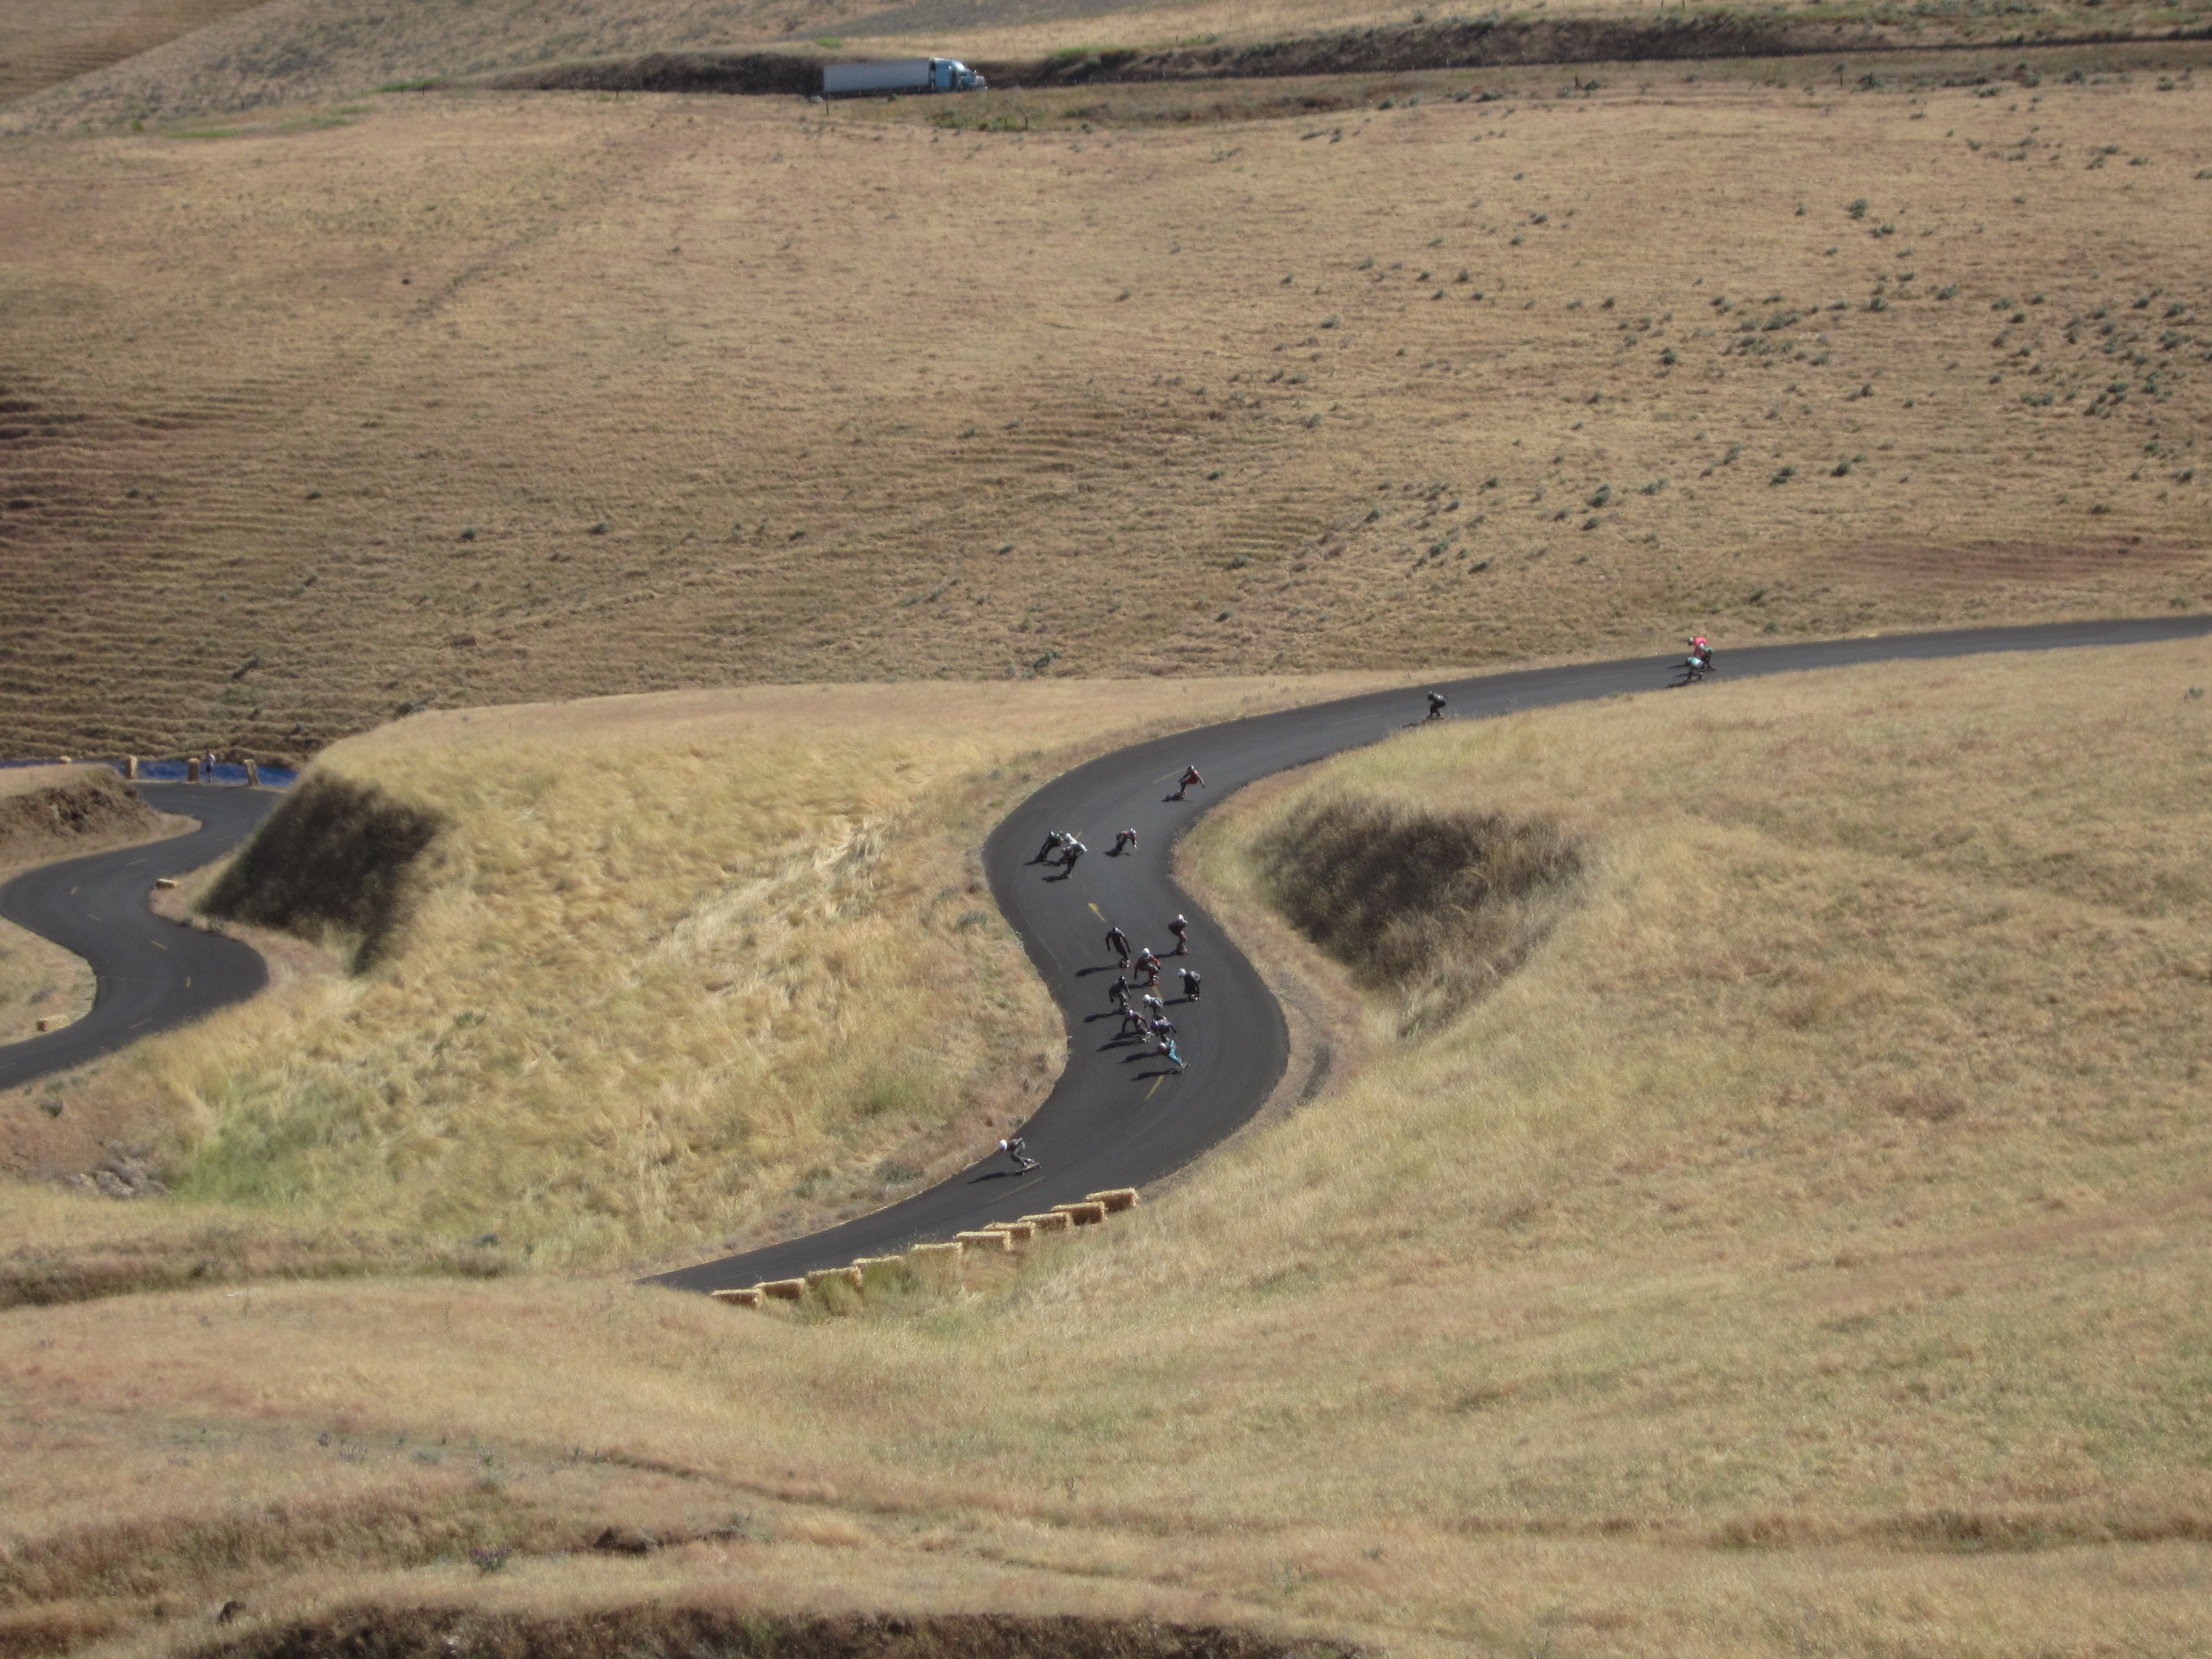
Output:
[
  {"xmin": 1255, "ymin": 792, "xmax": 1581, "ymax": 1034},
  {"xmin": 202, "ymin": 774, "xmax": 443, "ymax": 971}
]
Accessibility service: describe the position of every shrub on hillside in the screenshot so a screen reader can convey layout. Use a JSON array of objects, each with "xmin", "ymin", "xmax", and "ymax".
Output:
[
  {"xmin": 202, "ymin": 774, "xmax": 443, "ymax": 970},
  {"xmin": 1255, "ymin": 792, "xmax": 1580, "ymax": 1033}
]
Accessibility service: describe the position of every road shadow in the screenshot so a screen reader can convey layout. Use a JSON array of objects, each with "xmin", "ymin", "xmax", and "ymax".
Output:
[{"xmin": 1133, "ymin": 1067, "xmax": 1182, "ymax": 1081}]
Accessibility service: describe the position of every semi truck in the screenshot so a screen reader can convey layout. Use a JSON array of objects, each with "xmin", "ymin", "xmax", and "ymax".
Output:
[{"xmin": 822, "ymin": 58, "xmax": 986, "ymax": 96}]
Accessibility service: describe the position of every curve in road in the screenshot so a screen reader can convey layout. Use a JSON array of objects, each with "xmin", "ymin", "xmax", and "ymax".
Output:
[
  {"xmin": 0, "ymin": 783, "xmax": 280, "ymax": 1091},
  {"xmin": 655, "ymin": 615, "xmax": 2212, "ymax": 1292}
]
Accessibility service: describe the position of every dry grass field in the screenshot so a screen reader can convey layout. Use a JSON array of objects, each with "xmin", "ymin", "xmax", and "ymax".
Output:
[
  {"xmin": 4, "ymin": 52, "xmax": 2210, "ymax": 760},
  {"xmin": 0, "ymin": 0, "xmax": 268, "ymax": 109},
  {"xmin": 3, "ymin": 672, "xmax": 1404, "ymax": 1266},
  {"xmin": 4, "ymin": 642, "xmax": 2210, "ymax": 1659},
  {"xmin": 13, "ymin": 0, "xmax": 2211, "ymax": 132}
]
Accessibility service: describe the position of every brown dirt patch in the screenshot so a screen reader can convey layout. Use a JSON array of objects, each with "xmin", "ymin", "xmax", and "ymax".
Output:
[
  {"xmin": 1829, "ymin": 536, "xmax": 2202, "ymax": 587},
  {"xmin": 0, "ymin": 768, "xmax": 163, "ymax": 867}
]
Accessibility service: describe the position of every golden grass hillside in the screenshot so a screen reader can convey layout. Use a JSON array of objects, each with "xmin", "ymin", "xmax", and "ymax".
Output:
[
  {"xmin": 5, "ymin": 642, "xmax": 2210, "ymax": 1659},
  {"xmin": 4, "ymin": 59, "xmax": 2210, "ymax": 759},
  {"xmin": 10, "ymin": 673, "xmax": 1401, "ymax": 1269}
]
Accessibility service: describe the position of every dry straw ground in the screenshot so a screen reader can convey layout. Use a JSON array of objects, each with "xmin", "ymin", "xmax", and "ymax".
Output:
[
  {"xmin": 4, "ymin": 52, "xmax": 2210, "ymax": 759},
  {"xmin": 0, "ymin": 0, "xmax": 267, "ymax": 110},
  {"xmin": 4, "ymin": 643, "xmax": 2210, "ymax": 1659}
]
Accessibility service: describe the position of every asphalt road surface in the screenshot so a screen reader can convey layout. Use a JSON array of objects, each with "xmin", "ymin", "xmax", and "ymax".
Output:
[
  {"xmin": 654, "ymin": 615, "xmax": 2212, "ymax": 1293},
  {"xmin": 0, "ymin": 783, "xmax": 279, "ymax": 1090}
]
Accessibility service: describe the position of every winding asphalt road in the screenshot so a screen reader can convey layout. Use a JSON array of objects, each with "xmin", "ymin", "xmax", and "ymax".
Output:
[
  {"xmin": 2, "ymin": 623, "xmax": 2203, "ymax": 1269},
  {"xmin": 0, "ymin": 783, "xmax": 279, "ymax": 1090},
  {"xmin": 655, "ymin": 614, "xmax": 2212, "ymax": 1292}
]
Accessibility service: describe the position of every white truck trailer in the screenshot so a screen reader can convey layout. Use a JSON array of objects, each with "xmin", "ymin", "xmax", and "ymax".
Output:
[{"xmin": 822, "ymin": 58, "xmax": 986, "ymax": 96}]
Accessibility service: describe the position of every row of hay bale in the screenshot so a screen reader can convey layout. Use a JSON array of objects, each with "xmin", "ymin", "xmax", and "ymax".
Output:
[
  {"xmin": 711, "ymin": 1188, "xmax": 1139, "ymax": 1310},
  {"xmin": 39, "ymin": 757, "xmax": 266, "ymax": 785}
]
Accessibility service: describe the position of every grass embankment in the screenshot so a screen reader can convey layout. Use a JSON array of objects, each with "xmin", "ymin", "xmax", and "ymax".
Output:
[
  {"xmin": 5, "ymin": 66, "xmax": 2211, "ymax": 757},
  {"xmin": 7, "ymin": 674, "xmax": 1403, "ymax": 1275},
  {"xmin": 5, "ymin": 644, "xmax": 2210, "ymax": 1658}
]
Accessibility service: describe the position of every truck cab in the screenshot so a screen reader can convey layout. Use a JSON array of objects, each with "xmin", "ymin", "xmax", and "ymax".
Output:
[{"xmin": 931, "ymin": 58, "xmax": 985, "ymax": 90}]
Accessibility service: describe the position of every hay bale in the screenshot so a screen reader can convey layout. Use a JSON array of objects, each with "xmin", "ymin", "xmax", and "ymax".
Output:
[
  {"xmin": 987, "ymin": 1220, "xmax": 1037, "ymax": 1245},
  {"xmin": 186, "ymin": 758, "xmax": 200, "ymax": 783},
  {"xmin": 1021, "ymin": 1212, "xmax": 1073, "ymax": 1233},
  {"xmin": 1052, "ymin": 1201, "xmax": 1108, "ymax": 1226},
  {"xmin": 124, "ymin": 757, "xmax": 138, "ymax": 780},
  {"xmin": 1085, "ymin": 1188, "xmax": 1140, "ymax": 1212},
  {"xmin": 153, "ymin": 877, "xmax": 178, "ymax": 890},
  {"xmin": 710, "ymin": 1287, "xmax": 765, "ymax": 1308},
  {"xmin": 853, "ymin": 1256, "xmax": 913, "ymax": 1293},
  {"xmin": 955, "ymin": 1230, "xmax": 1013, "ymax": 1253},
  {"xmin": 759, "ymin": 1278, "xmax": 806, "ymax": 1301},
  {"xmin": 806, "ymin": 1266, "xmax": 864, "ymax": 1293}
]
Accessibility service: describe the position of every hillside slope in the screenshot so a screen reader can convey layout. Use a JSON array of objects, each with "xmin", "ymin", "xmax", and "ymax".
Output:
[
  {"xmin": 0, "ymin": 0, "xmax": 269, "ymax": 108},
  {"xmin": 5, "ymin": 67, "xmax": 2208, "ymax": 758},
  {"xmin": 8, "ymin": 0, "xmax": 2208, "ymax": 131},
  {"xmin": 5, "ymin": 642, "xmax": 2211, "ymax": 1658}
]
